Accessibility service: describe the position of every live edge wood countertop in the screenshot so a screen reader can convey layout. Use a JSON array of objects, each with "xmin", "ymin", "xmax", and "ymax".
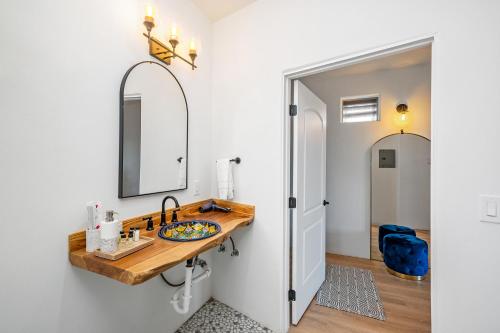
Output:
[{"xmin": 68, "ymin": 199, "xmax": 254, "ymax": 285}]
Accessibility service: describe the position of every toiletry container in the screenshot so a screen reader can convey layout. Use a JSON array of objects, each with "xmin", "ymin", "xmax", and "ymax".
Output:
[
  {"xmin": 116, "ymin": 215, "xmax": 123, "ymax": 234},
  {"xmin": 86, "ymin": 228, "xmax": 100, "ymax": 252},
  {"xmin": 86, "ymin": 201, "xmax": 102, "ymax": 229},
  {"xmin": 100, "ymin": 210, "xmax": 120, "ymax": 253},
  {"xmin": 85, "ymin": 201, "xmax": 102, "ymax": 252}
]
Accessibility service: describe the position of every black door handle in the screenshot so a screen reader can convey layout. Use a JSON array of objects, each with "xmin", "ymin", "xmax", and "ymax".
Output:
[{"xmin": 323, "ymin": 200, "xmax": 330, "ymax": 206}]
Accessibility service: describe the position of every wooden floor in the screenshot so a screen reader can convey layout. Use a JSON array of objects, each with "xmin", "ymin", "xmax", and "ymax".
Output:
[
  {"xmin": 370, "ymin": 225, "xmax": 431, "ymax": 266},
  {"xmin": 289, "ymin": 254, "xmax": 431, "ymax": 333}
]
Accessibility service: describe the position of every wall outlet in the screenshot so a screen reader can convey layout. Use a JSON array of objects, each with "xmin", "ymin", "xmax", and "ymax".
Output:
[
  {"xmin": 193, "ymin": 180, "xmax": 200, "ymax": 196},
  {"xmin": 480, "ymin": 195, "xmax": 500, "ymax": 224}
]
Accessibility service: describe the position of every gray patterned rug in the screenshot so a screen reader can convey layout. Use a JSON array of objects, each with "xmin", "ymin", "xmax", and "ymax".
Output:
[
  {"xmin": 316, "ymin": 264, "xmax": 385, "ymax": 320},
  {"xmin": 176, "ymin": 298, "xmax": 273, "ymax": 333}
]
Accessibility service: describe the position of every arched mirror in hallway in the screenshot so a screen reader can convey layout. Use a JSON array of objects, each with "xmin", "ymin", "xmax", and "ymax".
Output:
[{"xmin": 370, "ymin": 133, "xmax": 431, "ymax": 263}]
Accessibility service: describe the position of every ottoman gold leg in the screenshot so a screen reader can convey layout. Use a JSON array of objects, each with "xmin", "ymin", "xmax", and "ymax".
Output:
[{"xmin": 387, "ymin": 267, "xmax": 426, "ymax": 281}]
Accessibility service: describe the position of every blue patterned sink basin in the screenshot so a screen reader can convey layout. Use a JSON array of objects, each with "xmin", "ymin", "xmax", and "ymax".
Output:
[{"xmin": 158, "ymin": 220, "xmax": 221, "ymax": 242}]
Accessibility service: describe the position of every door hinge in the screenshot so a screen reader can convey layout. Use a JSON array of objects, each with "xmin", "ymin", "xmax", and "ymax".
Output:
[
  {"xmin": 289, "ymin": 104, "xmax": 297, "ymax": 116},
  {"xmin": 288, "ymin": 289, "xmax": 296, "ymax": 301},
  {"xmin": 289, "ymin": 197, "xmax": 297, "ymax": 208}
]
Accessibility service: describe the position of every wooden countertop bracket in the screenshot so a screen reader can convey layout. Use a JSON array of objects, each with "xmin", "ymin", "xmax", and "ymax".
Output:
[{"xmin": 68, "ymin": 199, "xmax": 254, "ymax": 285}]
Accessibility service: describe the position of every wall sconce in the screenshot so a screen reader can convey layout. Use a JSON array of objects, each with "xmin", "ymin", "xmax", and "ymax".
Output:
[
  {"xmin": 142, "ymin": 5, "xmax": 198, "ymax": 70},
  {"xmin": 396, "ymin": 103, "xmax": 410, "ymax": 133}
]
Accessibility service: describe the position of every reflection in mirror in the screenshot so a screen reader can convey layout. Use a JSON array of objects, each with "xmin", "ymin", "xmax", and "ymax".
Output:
[
  {"xmin": 370, "ymin": 134, "xmax": 430, "ymax": 263},
  {"xmin": 119, "ymin": 61, "xmax": 188, "ymax": 198}
]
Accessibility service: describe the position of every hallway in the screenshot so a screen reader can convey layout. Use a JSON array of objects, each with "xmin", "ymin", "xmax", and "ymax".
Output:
[{"xmin": 290, "ymin": 254, "xmax": 431, "ymax": 333}]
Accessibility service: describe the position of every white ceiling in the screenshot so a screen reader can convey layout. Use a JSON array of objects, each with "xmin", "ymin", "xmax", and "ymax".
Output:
[
  {"xmin": 192, "ymin": 0, "xmax": 256, "ymax": 22},
  {"xmin": 307, "ymin": 46, "xmax": 432, "ymax": 80}
]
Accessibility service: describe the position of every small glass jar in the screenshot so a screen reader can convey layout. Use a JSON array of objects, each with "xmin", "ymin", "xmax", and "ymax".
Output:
[
  {"xmin": 119, "ymin": 234, "xmax": 126, "ymax": 248},
  {"xmin": 133, "ymin": 227, "xmax": 140, "ymax": 242}
]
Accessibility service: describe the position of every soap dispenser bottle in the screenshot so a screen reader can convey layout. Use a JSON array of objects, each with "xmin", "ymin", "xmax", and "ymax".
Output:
[{"xmin": 100, "ymin": 210, "xmax": 120, "ymax": 253}]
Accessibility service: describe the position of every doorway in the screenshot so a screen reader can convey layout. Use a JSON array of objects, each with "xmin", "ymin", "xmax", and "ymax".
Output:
[{"xmin": 283, "ymin": 36, "xmax": 434, "ymax": 332}]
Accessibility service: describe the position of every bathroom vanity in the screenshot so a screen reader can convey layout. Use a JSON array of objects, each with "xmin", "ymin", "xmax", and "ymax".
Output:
[
  {"xmin": 68, "ymin": 199, "xmax": 254, "ymax": 285},
  {"xmin": 68, "ymin": 61, "xmax": 254, "ymax": 287}
]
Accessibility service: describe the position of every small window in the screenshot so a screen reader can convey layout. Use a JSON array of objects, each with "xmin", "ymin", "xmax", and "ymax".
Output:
[{"xmin": 340, "ymin": 95, "xmax": 380, "ymax": 123}]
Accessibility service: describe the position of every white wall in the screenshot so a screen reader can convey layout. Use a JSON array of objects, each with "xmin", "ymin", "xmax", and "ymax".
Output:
[
  {"xmin": 300, "ymin": 64, "xmax": 431, "ymax": 258},
  {"xmin": 210, "ymin": 1, "xmax": 500, "ymax": 332},
  {"xmin": 0, "ymin": 1, "xmax": 214, "ymax": 332}
]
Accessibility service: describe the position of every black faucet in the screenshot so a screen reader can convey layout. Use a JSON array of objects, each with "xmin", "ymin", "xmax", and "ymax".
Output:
[
  {"xmin": 161, "ymin": 195, "xmax": 180, "ymax": 226},
  {"xmin": 143, "ymin": 216, "xmax": 154, "ymax": 231}
]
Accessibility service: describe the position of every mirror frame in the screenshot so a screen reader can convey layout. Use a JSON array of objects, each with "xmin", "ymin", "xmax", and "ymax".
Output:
[
  {"xmin": 118, "ymin": 61, "xmax": 189, "ymax": 198},
  {"xmin": 369, "ymin": 132, "xmax": 430, "ymax": 260}
]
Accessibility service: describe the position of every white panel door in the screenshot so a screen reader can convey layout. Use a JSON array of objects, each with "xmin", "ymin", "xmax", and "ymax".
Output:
[{"xmin": 291, "ymin": 80, "xmax": 327, "ymax": 325}]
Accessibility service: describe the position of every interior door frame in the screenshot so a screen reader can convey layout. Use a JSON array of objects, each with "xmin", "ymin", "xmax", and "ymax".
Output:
[{"xmin": 281, "ymin": 35, "xmax": 436, "ymax": 332}]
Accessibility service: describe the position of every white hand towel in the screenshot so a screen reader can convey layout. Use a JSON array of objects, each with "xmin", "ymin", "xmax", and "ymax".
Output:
[
  {"xmin": 177, "ymin": 157, "xmax": 186, "ymax": 188},
  {"xmin": 216, "ymin": 158, "xmax": 234, "ymax": 200}
]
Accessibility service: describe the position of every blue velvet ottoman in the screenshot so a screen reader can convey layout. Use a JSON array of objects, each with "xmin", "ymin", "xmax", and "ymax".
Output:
[
  {"xmin": 383, "ymin": 234, "xmax": 428, "ymax": 280},
  {"xmin": 378, "ymin": 224, "xmax": 416, "ymax": 253}
]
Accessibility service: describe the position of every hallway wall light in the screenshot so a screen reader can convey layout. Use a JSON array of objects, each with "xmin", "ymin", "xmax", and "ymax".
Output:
[{"xmin": 396, "ymin": 103, "xmax": 410, "ymax": 133}]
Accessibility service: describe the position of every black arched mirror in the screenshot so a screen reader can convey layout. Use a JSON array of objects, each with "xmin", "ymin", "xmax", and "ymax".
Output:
[{"xmin": 119, "ymin": 61, "xmax": 188, "ymax": 198}]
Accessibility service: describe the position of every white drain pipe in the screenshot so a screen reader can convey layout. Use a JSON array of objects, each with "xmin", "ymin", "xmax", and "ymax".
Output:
[{"xmin": 171, "ymin": 259, "xmax": 211, "ymax": 314}]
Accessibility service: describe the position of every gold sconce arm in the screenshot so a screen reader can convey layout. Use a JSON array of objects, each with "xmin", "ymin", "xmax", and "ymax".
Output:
[{"xmin": 142, "ymin": 33, "xmax": 197, "ymax": 69}]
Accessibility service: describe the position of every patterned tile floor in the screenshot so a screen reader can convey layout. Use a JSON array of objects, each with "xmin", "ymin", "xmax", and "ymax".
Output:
[{"xmin": 176, "ymin": 298, "xmax": 273, "ymax": 333}]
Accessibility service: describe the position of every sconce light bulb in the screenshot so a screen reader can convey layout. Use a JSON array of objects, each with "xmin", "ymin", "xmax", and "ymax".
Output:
[
  {"xmin": 145, "ymin": 5, "xmax": 154, "ymax": 18},
  {"xmin": 170, "ymin": 23, "xmax": 178, "ymax": 40},
  {"xmin": 189, "ymin": 40, "xmax": 197, "ymax": 70},
  {"xmin": 143, "ymin": 4, "xmax": 155, "ymax": 34},
  {"xmin": 401, "ymin": 114, "xmax": 406, "ymax": 121}
]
